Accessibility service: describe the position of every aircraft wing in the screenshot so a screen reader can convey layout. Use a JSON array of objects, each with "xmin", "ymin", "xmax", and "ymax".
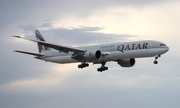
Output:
[
  {"xmin": 13, "ymin": 36, "xmax": 86, "ymax": 53},
  {"xmin": 14, "ymin": 50, "xmax": 44, "ymax": 56}
]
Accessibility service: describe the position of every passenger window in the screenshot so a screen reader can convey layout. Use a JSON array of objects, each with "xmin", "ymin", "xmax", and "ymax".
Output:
[{"xmin": 160, "ymin": 44, "xmax": 166, "ymax": 46}]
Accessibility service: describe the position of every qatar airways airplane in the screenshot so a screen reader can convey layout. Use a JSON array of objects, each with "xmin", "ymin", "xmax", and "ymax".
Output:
[{"xmin": 13, "ymin": 30, "xmax": 169, "ymax": 72}]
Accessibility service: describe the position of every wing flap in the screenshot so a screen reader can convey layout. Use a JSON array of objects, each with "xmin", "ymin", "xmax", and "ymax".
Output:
[{"xmin": 14, "ymin": 50, "xmax": 44, "ymax": 56}]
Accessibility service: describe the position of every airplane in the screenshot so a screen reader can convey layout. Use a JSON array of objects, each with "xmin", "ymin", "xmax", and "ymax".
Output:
[{"xmin": 13, "ymin": 30, "xmax": 169, "ymax": 72}]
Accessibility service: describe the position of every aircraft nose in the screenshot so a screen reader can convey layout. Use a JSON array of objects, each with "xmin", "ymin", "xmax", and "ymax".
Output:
[
  {"xmin": 166, "ymin": 46, "xmax": 169, "ymax": 52},
  {"xmin": 159, "ymin": 45, "xmax": 169, "ymax": 54},
  {"xmin": 162, "ymin": 46, "xmax": 169, "ymax": 54}
]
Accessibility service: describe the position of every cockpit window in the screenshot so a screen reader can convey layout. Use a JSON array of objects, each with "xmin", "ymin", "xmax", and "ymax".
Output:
[{"xmin": 160, "ymin": 44, "xmax": 166, "ymax": 46}]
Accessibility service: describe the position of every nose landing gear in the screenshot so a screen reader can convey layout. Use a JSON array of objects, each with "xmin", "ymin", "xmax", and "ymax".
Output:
[
  {"xmin": 153, "ymin": 60, "xmax": 158, "ymax": 64},
  {"xmin": 153, "ymin": 55, "xmax": 161, "ymax": 64}
]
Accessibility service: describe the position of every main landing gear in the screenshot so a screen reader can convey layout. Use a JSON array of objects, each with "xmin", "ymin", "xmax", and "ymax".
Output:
[
  {"xmin": 97, "ymin": 62, "xmax": 108, "ymax": 72},
  {"xmin": 78, "ymin": 62, "xmax": 89, "ymax": 69},
  {"xmin": 153, "ymin": 55, "xmax": 161, "ymax": 64}
]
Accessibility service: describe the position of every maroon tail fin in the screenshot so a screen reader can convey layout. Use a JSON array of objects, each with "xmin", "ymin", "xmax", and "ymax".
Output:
[{"xmin": 35, "ymin": 30, "xmax": 50, "ymax": 53}]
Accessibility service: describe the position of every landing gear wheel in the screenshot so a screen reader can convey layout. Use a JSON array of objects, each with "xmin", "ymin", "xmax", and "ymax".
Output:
[
  {"xmin": 78, "ymin": 65, "xmax": 82, "ymax": 68},
  {"xmin": 86, "ymin": 63, "xmax": 89, "ymax": 67},
  {"xmin": 97, "ymin": 68, "xmax": 102, "ymax": 72},
  {"xmin": 78, "ymin": 63, "xmax": 89, "ymax": 69},
  {"xmin": 153, "ymin": 61, "xmax": 158, "ymax": 64},
  {"xmin": 97, "ymin": 62, "xmax": 108, "ymax": 72},
  {"xmin": 97, "ymin": 66, "xmax": 108, "ymax": 72}
]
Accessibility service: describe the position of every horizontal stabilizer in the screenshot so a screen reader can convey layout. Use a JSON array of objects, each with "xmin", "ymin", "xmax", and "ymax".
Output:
[{"xmin": 14, "ymin": 50, "xmax": 44, "ymax": 56}]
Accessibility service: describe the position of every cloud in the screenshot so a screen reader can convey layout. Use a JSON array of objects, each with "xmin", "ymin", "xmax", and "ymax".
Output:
[
  {"xmin": 18, "ymin": 24, "xmax": 137, "ymax": 46},
  {"xmin": 0, "ymin": 0, "xmax": 180, "ymax": 108},
  {"xmin": 1, "ymin": 0, "xmax": 176, "ymax": 29}
]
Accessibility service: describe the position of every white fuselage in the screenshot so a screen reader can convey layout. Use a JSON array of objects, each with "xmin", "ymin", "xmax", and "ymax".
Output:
[{"xmin": 40, "ymin": 40, "xmax": 169, "ymax": 64}]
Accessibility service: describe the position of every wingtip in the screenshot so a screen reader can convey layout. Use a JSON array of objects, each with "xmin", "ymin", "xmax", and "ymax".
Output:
[
  {"xmin": 12, "ymin": 35, "xmax": 21, "ymax": 38},
  {"xmin": 14, "ymin": 50, "xmax": 19, "ymax": 52}
]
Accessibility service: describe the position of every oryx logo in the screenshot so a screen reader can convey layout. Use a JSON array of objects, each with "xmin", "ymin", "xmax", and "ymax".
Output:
[
  {"xmin": 36, "ymin": 33, "xmax": 48, "ymax": 52},
  {"xmin": 36, "ymin": 33, "xmax": 45, "ymax": 41}
]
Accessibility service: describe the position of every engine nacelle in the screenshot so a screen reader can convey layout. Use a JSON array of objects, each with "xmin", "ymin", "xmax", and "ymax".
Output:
[
  {"xmin": 84, "ymin": 50, "xmax": 102, "ymax": 61},
  {"xmin": 118, "ymin": 58, "xmax": 135, "ymax": 67}
]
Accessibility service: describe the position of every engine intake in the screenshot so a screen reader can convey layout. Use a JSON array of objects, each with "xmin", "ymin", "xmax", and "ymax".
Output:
[
  {"xmin": 118, "ymin": 58, "xmax": 135, "ymax": 67},
  {"xmin": 84, "ymin": 50, "xmax": 102, "ymax": 60}
]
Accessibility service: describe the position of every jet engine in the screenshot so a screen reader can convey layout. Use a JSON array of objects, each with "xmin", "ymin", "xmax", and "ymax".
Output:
[
  {"xmin": 84, "ymin": 50, "xmax": 102, "ymax": 60},
  {"xmin": 117, "ymin": 58, "xmax": 135, "ymax": 67}
]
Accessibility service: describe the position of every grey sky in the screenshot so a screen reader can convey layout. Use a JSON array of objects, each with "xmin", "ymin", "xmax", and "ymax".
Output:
[{"xmin": 0, "ymin": 0, "xmax": 180, "ymax": 108}]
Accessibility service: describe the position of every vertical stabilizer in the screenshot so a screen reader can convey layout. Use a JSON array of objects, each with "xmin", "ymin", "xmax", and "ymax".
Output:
[{"xmin": 35, "ymin": 30, "xmax": 50, "ymax": 53}]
